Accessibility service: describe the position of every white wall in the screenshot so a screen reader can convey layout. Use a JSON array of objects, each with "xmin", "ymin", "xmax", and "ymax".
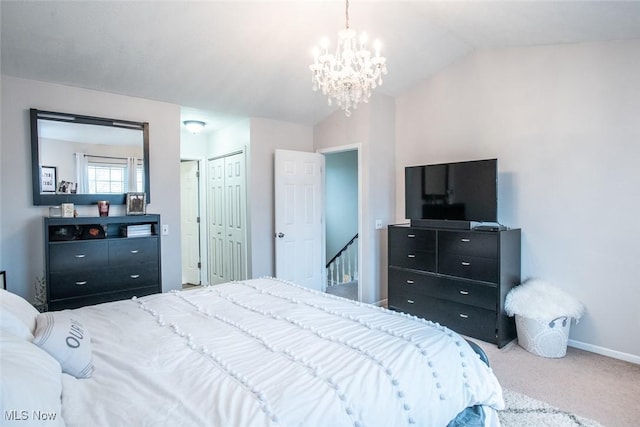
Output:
[
  {"xmin": 395, "ymin": 40, "xmax": 640, "ymax": 361},
  {"xmin": 0, "ymin": 76, "xmax": 182, "ymax": 299},
  {"xmin": 248, "ymin": 118, "xmax": 314, "ymax": 278},
  {"xmin": 314, "ymin": 94, "xmax": 396, "ymax": 304},
  {"xmin": 207, "ymin": 119, "xmax": 250, "ymax": 159}
]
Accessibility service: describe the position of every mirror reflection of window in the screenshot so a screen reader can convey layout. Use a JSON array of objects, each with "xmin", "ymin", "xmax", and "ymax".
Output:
[{"xmin": 79, "ymin": 155, "xmax": 144, "ymax": 194}]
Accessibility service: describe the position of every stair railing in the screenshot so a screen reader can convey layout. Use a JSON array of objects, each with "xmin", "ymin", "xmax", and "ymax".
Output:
[{"xmin": 326, "ymin": 234, "xmax": 358, "ymax": 287}]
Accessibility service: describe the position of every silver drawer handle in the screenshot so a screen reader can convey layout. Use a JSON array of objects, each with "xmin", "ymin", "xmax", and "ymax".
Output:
[
  {"xmin": 75, "ymin": 281, "xmax": 87, "ymax": 286},
  {"xmin": 130, "ymin": 250, "xmax": 140, "ymax": 254},
  {"xmin": 407, "ymin": 254, "xmax": 416, "ymax": 258},
  {"xmin": 406, "ymin": 280, "xmax": 414, "ymax": 284},
  {"xmin": 461, "ymin": 238, "xmax": 471, "ymax": 242},
  {"xmin": 459, "ymin": 313, "xmax": 469, "ymax": 319},
  {"xmin": 459, "ymin": 290, "xmax": 469, "ymax": 295},
  {"xmin": 407, "ymin": 299, "xmax": 415, "ymax": 304},
  {"xmin": 74, "ymin": 254, "xmax": 86, "ymax": 258},
  {"xmin": 130, "ymin": 274, "xmax": 140, "ymax": 279},
  {"xmin": 407, "ymin": 234, "xmax": 415, "ymax": 238},
  {"xmin": 461, "ymin": 261, "xmax": 471, "ymax": 266}
]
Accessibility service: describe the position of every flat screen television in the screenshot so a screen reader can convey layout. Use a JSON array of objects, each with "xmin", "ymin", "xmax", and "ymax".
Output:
[{"xmin": 405, "ymin": 158, "xmax": 497, "ymax": 225}]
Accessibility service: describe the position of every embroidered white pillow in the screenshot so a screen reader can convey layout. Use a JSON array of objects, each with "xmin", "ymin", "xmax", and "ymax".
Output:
[
  {"xmin": 0, "ymin": 288, "xmax": 39, "ymax": 340},
  {"xmin": 33, "ymin": 312, "xmax": 93, "ymax": 378}
]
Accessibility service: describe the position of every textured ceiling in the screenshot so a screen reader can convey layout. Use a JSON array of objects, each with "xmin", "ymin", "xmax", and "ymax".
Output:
[{"xmin": 3, "ymin": 1, "xmax": 640, "ymax": 129}]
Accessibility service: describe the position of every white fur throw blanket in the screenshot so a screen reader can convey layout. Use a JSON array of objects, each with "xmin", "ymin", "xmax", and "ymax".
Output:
[{"xmin": 505, "ymin": 279, "xmax": 584, "ymax": 321}]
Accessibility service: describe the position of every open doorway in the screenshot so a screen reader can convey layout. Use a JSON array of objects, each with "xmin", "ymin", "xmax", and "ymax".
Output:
[{"xmin": 322, "ymin": 146, "xmax": 360, "ymax": 301}]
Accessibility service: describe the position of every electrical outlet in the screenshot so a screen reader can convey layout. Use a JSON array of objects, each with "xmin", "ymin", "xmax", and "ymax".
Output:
[
  {"xmin": 375, "ymin": 219, "xmax": 383, "ymax": 230},
  {"xmin": 162, "ymin": 224, "xmax": 169, "ymax": 235}
]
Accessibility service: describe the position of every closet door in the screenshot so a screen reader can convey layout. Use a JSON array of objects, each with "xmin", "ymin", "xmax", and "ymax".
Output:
[
  {"xmin": 207, "ymin": 152, "xmax": 247, "ymax": 285},
  {"xmin": 208, "ymin": 157, "xmax": 226, "ymax": 284},
  {"xmin": 224, "ymin": 153, "xmax": 246, "ymax": 281}
]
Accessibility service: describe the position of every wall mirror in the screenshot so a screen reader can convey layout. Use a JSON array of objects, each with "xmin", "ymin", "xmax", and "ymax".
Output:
[{"xmin": 30, "ymin": 109, "xmax": 150, "ymax": 206}]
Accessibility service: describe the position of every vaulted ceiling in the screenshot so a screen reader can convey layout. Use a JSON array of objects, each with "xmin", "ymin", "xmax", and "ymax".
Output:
[{"xmin": 3, "ymin": 1, "xmax": 640, "ymax": 129}]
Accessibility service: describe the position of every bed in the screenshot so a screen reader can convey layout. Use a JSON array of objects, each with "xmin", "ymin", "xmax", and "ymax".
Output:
[{"xmin": 1, "ymin": 277, "xmax": 504, "ymax": 426}]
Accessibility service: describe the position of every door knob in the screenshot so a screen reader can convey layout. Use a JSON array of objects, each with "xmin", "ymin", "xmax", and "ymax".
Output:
[{"xmin": 276, "ymin": 232, "xmax": 285, "ymax": 238}]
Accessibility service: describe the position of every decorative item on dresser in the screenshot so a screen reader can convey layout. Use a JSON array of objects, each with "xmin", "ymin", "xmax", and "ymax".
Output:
[
  {"xmin": 388, "ymin": 224, "xmax": 521, "ymax": 348},
  {"xmin": 125, "ymin": 192, "xmax": 146, "ymax": 215},
  {"xmin": 44, "ymin": 215, "xmax": 161, "ymax": 311}
]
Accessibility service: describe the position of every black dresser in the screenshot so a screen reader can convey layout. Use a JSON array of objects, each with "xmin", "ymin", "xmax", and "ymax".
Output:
[
  {"xmin": 44, "ymin": 215, "xmax": 162, "ymax": 311},
  {"xmin": 388, "ymin": 224, "xmax": 520, "ymax": 348}
]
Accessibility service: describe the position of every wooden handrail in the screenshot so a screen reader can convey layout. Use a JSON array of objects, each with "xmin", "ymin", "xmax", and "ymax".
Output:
[{"xmin": 326, "ymin": 233, "xmax": 358, "ymax": 268}]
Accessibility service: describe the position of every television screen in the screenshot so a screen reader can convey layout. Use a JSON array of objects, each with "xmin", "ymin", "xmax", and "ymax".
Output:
[{"xmin": 405, "ymin": 159, "xmax": 497, "ymax": 222}]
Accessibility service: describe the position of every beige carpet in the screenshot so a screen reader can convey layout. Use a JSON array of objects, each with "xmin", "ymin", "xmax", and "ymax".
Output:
[{"xmin": 472, "ymin": 338, "xmax": 640, "ymax": 427}]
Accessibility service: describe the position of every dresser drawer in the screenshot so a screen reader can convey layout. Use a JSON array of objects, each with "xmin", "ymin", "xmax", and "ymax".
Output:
[
  {"xmin": 389, "ymin": 292, "xmax": 497, "ymax": 343},
  {"xmin": 110, "ymin": 265, "xmax": 159, "ymax": 288},
  {"xmin": 49, "ymin": 241, "xmax": 108, "ymax": 272},
  {"xmin": 49, "ymin": 270, "xmax": 114, "ymax": 299},
  {"xmin": 389, "ymin": 268, "xmax": 497, "ymax": 311},
  {"xmin": 438, "ymin": 254, "xmax": 498, "ymax": 283},
  {"xmin": 389, "ymin": 249, "xmax": 436, "ymax": 271},
  {"xmin": 438, "ymin": 231, "xmax": 498, "ymax": 257},
  {"xmin": 430, "ymin": 300, "xmax": 497, "ymax": 344},
  {"xmin": 48, "ymin": 286, "xmax": 159, "ymax": 311},
  {"xmin": 109, "ymin": 237, "xmax": 158, "ymax": 266},
  {"xmin": 389, "ymin": 227, "xmax": 436, "ymax": 252}
]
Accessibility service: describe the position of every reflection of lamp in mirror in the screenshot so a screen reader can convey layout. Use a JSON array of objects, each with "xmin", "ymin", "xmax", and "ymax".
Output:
[{"xmin": 183, "ymin": 120, "xmax": 206, "ymax": 134}]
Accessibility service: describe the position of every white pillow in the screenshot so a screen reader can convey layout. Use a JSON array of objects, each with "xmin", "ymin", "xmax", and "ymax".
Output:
[
  {"xmin": 0, "ymin": 330, "xmax": 66, "ymax": 427},
  {"xmin": 0, "ymin": 288, "xmax": 39, "ymax": 340},
  {"xmin": 33, "ymin": 312, "xmax": 93, "ymax": 379}
]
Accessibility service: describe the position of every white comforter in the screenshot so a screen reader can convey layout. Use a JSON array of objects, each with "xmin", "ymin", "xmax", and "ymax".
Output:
[{"xmin": 61, "ymin": 278, "xmax": 504, "ymax": 427}]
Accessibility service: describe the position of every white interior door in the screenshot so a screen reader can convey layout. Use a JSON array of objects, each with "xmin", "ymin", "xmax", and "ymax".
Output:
[
  {"xmin": 224, "ymin": 153, "xmax": 247, "ymax": 281},
  {"xmin": 207, "ymin": 151, "xmax": 247, "ymax": 284},
  {"xmin": 180, "ymin": 160, "xmax": 200, "ymax": 285},
  {"xmin": 274, "ymin": 149, "xmax": 325, "ymax": 291},
  {"xmin": 208, "ymin": 157, "xmax": 226, "ymax": 284}
]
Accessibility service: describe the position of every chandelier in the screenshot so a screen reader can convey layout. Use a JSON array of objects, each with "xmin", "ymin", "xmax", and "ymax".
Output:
[{"xmin": 310, "ymin": 0, "xmax": 387, "ymax": 117}]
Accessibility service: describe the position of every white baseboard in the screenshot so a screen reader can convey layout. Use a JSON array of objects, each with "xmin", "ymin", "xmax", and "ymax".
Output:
[{"xmin": 568, "ymin": 339, "xmax": 640, "ymax": 365}]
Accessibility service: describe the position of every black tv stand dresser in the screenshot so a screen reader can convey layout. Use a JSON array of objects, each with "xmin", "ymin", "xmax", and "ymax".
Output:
[{"xmin": 388, "ymin": 223, "xmax": 521, "ymax": 348}]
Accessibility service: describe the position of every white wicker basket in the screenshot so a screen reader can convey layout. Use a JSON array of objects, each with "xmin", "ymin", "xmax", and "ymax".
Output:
[{"xmin": 515, "ymin": 315, "xmax": 571, "ymax": 358}]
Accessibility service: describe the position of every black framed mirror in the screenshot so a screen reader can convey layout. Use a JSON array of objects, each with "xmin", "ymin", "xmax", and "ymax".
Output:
[{"xmin": 30, "ymin": 109, "xmax": 150, "ymax": 206}]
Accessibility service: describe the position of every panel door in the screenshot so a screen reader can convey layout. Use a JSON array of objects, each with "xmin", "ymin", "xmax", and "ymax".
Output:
[
  {"xmin": 224, "ymin": 152, "xmax": 247, "ymax": 281},
  {"xmin": 274, "ymin": 149, "xmax": 324, "ymax": 291},
  {"xmin": 207, "ymin": 152, "xmax": 247, "ymax": 284},
  {"xmin": 180, "ymin": 160, "xmax": 201, "ymax": 285},
  {"xmin": 208, "ymin": 157, "xmax": 226, "ymax": 284}
]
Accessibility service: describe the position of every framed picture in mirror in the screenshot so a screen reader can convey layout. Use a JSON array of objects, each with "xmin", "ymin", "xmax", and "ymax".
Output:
[{"xmin": 40, "ymin": 166, "xmax": 57, "ymax": 193}]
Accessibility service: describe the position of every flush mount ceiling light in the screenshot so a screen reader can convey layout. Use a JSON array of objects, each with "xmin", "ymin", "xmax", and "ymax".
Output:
[
  {"xmin": 183, "ymin": 120, "xmax": 206, "ymax": 134},
  {"xmin": 309, "ymin": 0, "xmax": 387, "ymax": 117}
]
